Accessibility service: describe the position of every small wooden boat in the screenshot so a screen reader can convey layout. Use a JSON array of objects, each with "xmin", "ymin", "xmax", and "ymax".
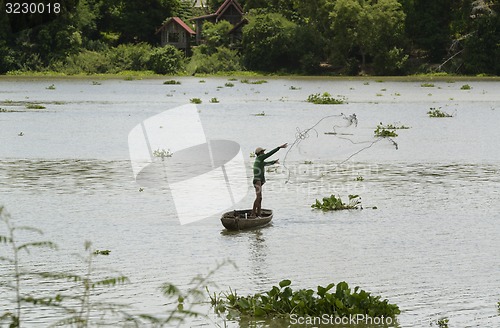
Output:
[{"xmin": 220, "ymin": 209, "xmax": 273, "ymax": 230}]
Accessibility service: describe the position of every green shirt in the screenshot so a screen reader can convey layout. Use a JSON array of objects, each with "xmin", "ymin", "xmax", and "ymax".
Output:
[{"xmin": 253, "ymin": 147, "xmax": 279, "ymax": 184}]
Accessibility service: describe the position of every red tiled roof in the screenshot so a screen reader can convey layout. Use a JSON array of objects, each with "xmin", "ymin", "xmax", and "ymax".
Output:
[{"xmin": 156, "ymin": 17, "xmax": 195, "ymax": 35}]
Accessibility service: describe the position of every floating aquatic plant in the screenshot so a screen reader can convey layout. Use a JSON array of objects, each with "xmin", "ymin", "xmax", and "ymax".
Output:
[
  {"xmin": 374, "ymin": 124, "xmax": 398, "ymax": 137},
  {"xmin": 163, "ymin": 80, "xmax": 181, "ymax": 85},
  {"xmin": 241, "ymin": 79, "xmax": 267, "ymax": 84},
  {"xmin": 26, "ymin": 104, "xmax": 45, "ymax": 109},
  {"xmin": 427, "ymin": 107, "xmax": 453, "ymax": 117},
  {"xmin": 311, "ymin": 194, "xmax": 362, "ymax": 211},
  {"xmin": 307, "ymin": 92, "xmax": 345, "ymax": 105},
  {"xmin": 380, "ymin": 122, "xmax": 410, "ymax": 130},
  {"xmin": 460, "ymin": 84, "xmax": 471, "ymax": 90},
  {"xmin": 93, "ymin": 249, "xmax": 111, "ymax": 255},
  {"xmin": 210, "ymin": 97, "xmax": 219, "ymax": 103},
  {"xmin": 153, "ymin": 148, "xmax": 172, "ymax": 160},
  {"xmin": 190, "ymin": 98, "xmax": 202, "ymax": 104},
  {"xmin": 210, "ymin": 279, "xmax": 399, "ymax": 319},
  {"xmin": 435, "ymin": 317, "xmax": 449, "ymax": 328}
]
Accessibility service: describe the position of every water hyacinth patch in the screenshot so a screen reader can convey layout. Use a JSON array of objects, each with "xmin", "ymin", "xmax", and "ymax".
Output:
[
  {"xmin": 210, "ymin": 280, "xmax": 400, "ymax": 320},
  {"xmin": 311, "ymin": 194, "xmax": 362, "ymax": 211},
  {"xmin": 427, "ymin": 107, "xmax": 453, "ymax": 117},
  {"xmin": 163, "ymin": 80, "xmax": 181, "ymax": 85},
  {"xmin": 307, "ymin": 92, "xmax": 345, "ymax": 105}
]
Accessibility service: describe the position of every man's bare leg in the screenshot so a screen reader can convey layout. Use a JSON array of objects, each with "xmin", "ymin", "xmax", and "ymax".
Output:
[{"xmin": 251, "ymin": 181, "xmax": 262, "ymax": 217}]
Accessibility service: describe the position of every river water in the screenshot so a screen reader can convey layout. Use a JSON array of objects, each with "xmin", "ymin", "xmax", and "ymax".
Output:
[{"xmin": 0, "ymin": 77, "xmax": 499, "ymax": 327}]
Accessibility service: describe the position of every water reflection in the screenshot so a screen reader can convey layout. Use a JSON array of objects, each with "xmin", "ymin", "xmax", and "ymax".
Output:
[{"xmin": 221, "ymin": 227, "xmax": 271, "ymax": 286}]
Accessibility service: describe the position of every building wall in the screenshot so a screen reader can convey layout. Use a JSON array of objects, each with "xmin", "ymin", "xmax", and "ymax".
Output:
[{"xmin": 160, "ymin": 24, "xmax": 190, "ymax": 48}]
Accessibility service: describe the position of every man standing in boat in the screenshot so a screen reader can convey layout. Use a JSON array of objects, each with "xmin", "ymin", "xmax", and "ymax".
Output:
[{"xmin": 251, "ymin": 143, "xmax": 288, "ymax": 217}]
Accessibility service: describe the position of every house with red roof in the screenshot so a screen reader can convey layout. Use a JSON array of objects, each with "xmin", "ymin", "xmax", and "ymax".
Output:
[
  {"xmin": 156, "ymin": 17, "xmax": 196, "ymax": 52},
  {"xmin": 157, "ymin": 0, "xmax": 247, "ymax": 51}
]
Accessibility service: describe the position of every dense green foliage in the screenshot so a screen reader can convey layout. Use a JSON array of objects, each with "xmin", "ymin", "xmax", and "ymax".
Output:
[
  {"xmin": 0, "ymin": 0, "xmax": 498, "ymax": 75},
  {"xmin": 211, "ymin": 279, "xmax": 400, "ymax": 319},
  {"xmin": 187, "ymin": 45, "xmax": 242, "ymax": 74}
]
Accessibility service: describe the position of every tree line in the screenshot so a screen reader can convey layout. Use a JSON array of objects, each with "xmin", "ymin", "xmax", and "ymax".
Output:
[{"xmin": 0, "ymin": 0, "xmax": 498, "ymax": 75}]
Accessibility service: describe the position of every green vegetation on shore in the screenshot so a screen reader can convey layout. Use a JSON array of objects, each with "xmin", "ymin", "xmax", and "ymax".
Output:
[{"xmin": 1, "ymin": 1, "xmax": 498, "ymax": 76}]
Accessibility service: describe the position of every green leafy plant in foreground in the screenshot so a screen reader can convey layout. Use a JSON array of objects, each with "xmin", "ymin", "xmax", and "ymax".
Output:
[
  {"xmin": 0, "ymin": 206, "xmax": 58, "ymax": 327},
  {"xmin": 210, "ymin": 279, "xmax": 400, "ymax": 319},
  {"xmin": 0, "ymin": 205, "xmax": 130, "ymax": 328},
  {"xmin": 1, "ymin": 205, "xmax": 224, "ymax": 327},
  {"xmin": 311, "ymin": 194, "xmax": 362, "ymax": 211}
]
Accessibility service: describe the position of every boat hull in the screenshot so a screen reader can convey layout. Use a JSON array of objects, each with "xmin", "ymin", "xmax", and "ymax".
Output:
[{"xmin": 220, "ymin": 209, "xmax": 273, "ymax": 230}]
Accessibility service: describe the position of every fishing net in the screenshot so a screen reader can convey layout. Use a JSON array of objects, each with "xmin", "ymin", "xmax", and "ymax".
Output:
[{"xmin": 281, "ymin": 113, "xmax": 398, "ymax": 184}]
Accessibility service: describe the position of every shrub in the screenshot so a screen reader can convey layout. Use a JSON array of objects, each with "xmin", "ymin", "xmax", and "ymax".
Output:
[
  {"xmin": 57, "ymin": 50, "xmax": 113, "ymax": 74},
  {"xmin": 148, "ymin": 45, "xmax": 184, "ymax": 74},
  {"xmin": 187, "ymin": 46, "xmax": 242, "ymax": 74},
  {"xmin": 108, "ymin": 43, "xmax": 152, "ymax": 71}
]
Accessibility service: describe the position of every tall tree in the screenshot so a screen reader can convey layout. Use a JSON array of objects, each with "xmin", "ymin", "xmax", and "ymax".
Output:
[
  {"xmin": 97, "ymin": 0, "xmax": 181, "ymax": 44},
  {"xmin": 330, "ymin": 0, "xmax": 406, "ymax": 74},
  {"xmin": 242, "ymin": 12, "xmax": 296, "ymax": 71},
  {"xmin": 403, "ymin": 0, "xmax": 454, "ymax": 62}
]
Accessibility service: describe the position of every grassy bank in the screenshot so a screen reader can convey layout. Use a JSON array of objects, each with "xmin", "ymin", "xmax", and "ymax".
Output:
[{"xmin": 1, "ymin": 70, "xmax": 499, "ymax": 82}]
